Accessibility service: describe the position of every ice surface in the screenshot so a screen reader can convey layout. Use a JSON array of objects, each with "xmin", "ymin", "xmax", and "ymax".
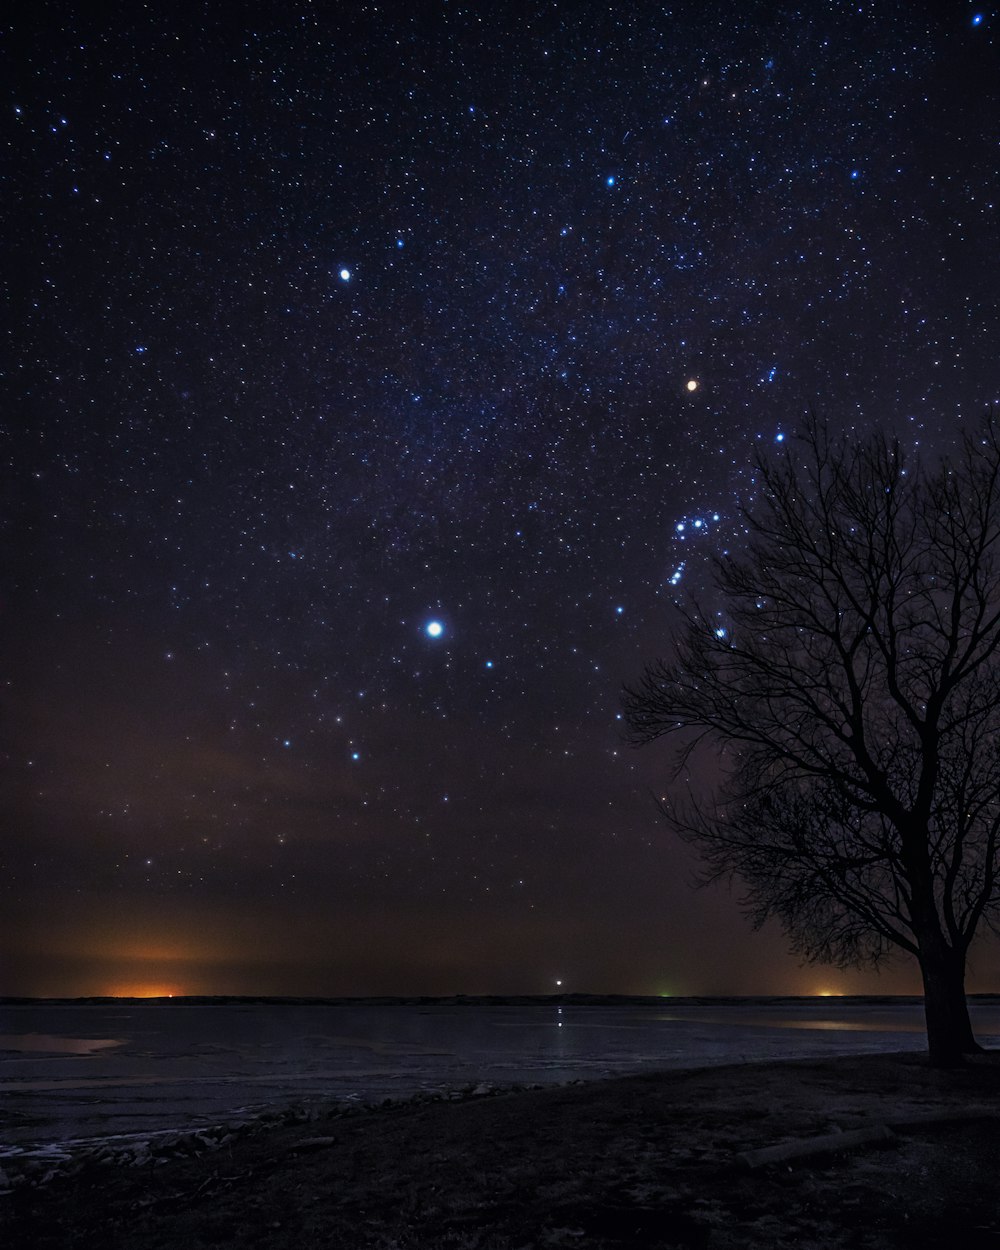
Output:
[{"xmin": 2, "ymin": 1000, "xmax": 999, "ymax": 1153}]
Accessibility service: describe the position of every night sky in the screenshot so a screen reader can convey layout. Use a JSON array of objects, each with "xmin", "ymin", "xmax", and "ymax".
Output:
[{"xmin": 5, "ymin": 2, "xmax": 1000, "ymax": 999}]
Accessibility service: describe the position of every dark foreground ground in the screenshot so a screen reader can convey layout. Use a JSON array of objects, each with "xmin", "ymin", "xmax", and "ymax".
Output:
[{"xmin": 4, "ymin": 1052, "xmax": 1000, "ymax": 1249}]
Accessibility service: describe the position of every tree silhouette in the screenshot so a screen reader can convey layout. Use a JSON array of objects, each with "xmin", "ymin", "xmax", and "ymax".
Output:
[{"xmin": 623, "ymin": 415, "xmax": 1000, "ymax": 1066}]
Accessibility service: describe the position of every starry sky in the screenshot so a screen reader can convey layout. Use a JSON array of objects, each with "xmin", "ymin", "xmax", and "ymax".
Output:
[{"xmin": 5, "ymin": 1, "xmax": 1000, "ymax": 999}]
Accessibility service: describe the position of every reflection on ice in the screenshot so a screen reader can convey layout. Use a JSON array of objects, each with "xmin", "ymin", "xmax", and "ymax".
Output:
[
  {"xmin": 653, "ymin": 1012, "xmax": 929, "ymax": 1033},
  {"xmin": 0, "ymin": 1034, "xmax": 125, "ymax": 1055}
]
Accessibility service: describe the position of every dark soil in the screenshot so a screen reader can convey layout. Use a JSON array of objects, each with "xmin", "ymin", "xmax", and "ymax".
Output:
[{"xmin": 4, "ymin": 1051, "xmax": 1000, "ymax": 1249}]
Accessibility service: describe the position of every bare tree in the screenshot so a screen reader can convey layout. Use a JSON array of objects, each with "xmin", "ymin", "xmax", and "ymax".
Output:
[{"xmin": 623, "ymin": 415, "xmax": 1000, "ymax": 1066}]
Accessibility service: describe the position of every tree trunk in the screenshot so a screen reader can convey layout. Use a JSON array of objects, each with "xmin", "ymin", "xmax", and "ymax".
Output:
[
  {"xmin": 944, "ymin": 951, "xmax": 983, "ymax": 1054},
  {"xmin": 918, "ymin": 940, "xmax": 979, "ymax": 1067}
]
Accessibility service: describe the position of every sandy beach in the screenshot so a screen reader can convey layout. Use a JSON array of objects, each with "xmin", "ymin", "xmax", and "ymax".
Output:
[{"xmin": 3, "ymin": 1050, "xmax": 1000, "ymax": 1248}]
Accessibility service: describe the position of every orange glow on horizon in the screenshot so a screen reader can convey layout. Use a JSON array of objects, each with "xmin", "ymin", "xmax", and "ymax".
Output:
[{"xmin": 102, "ymin": 983, "xmax": 185, "ymax": 999}]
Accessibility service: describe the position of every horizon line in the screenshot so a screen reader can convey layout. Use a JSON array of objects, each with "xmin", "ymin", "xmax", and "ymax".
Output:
[{"xmin": 5, "ymin": 991, "xmax": 998, "ymax": 1005}]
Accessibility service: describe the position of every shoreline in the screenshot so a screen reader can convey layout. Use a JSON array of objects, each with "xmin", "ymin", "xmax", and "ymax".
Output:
[{"xmin": 4, "ymin": 1050, "xmax": 1000, "ymax": 1248}]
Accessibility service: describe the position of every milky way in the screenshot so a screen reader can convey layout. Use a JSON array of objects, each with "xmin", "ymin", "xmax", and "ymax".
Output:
[{"xmin": 5, "ymin": 2, "xmax": 999, "ymax": 996}]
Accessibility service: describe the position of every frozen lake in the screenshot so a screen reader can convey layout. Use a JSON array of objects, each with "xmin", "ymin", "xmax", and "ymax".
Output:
[{"xmin": 3, "ymin": 999, "xmax": 999, "ymax": 1151}]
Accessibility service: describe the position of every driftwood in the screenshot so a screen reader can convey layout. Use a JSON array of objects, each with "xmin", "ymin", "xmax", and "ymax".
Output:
[
  {"xmin": 737, "ymin": 1124, "xmax": 895, "ymax": 1169},
  {"xmin": 738, "ymin": 1106, "xmax": 1000, "ymax": 1169}
]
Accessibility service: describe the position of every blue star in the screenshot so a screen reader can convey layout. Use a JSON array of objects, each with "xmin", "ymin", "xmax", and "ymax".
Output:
[{"xmin": 425, "ymin": 620, "xmax": 444, "ymax": 638}]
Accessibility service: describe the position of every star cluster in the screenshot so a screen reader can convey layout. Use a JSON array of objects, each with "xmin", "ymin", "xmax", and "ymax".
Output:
[{"xmin": 4, "ymin": 1, "xmax": 999, "ymax": 996}]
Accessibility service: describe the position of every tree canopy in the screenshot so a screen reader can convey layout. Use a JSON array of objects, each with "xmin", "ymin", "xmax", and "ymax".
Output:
[{"xmin": 623, "ymin": 415, "xmax": 1000, "ymax": 1065}]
